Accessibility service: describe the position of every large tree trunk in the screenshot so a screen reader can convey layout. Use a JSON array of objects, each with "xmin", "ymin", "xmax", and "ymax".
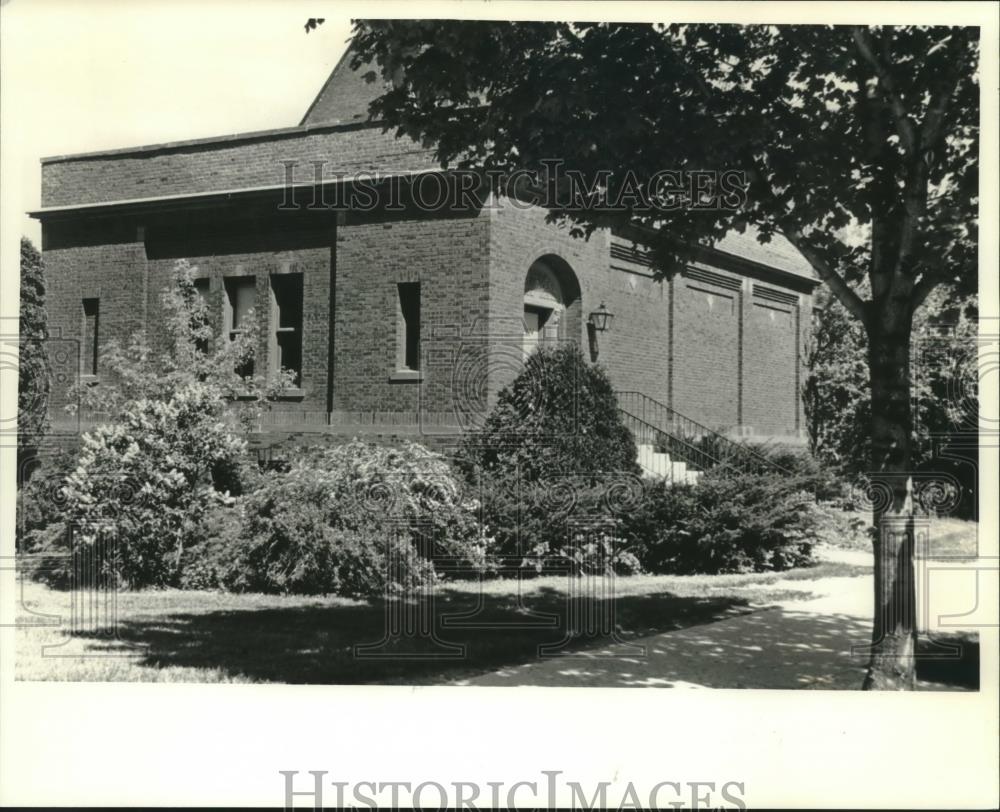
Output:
[{"xmin": 862, "ymin": 320, "xmax": 918, "ymax": 690}]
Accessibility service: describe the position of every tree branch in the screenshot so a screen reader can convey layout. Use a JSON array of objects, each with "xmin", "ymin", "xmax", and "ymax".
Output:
[
  {"xmin": 920, "ymin": 37, "xmax": 968, "ymax": 156},
  {"xmin": 851, "ymin": 27, "xmax": 918, "ymax": 154},
  {"xmin": 779, "ymin": 225, "xmax": 870, "ymax": 326},
  {"xmin": 673, "ymin": 27, "xmax": 872, "ymax": 328},
  {"xmin": 741, "ymin": 161, "xmax": 869, "ymax": 325}
]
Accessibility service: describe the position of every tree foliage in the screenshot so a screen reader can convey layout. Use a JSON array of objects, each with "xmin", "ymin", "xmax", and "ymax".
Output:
[
  {"xmin": 805, "ymin": 286, "xmax": 978, "ymax": 476},
  {"xmin": 351, "ymin": 23, "xmax": 977, "ymax": 307},
  {"xmin": 350, "ymin": 21, "xmax": 980, "ymax": 689},
  {"xmin": 18, "ymin": 238, "xmax": 49, "ymax": 455}
]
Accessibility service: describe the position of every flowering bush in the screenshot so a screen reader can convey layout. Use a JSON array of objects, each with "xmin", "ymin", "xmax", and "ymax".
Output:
[
  {"xmin": 62, "ymin": 383, "xmax": 247, "ymax": 588},
  {"xmin": 189, "ymin": 440, "xmax": 491, "ymax": 597},
  {"xmin": 35, "ymin": 259, "xmax": 296, "ymax": 589}
]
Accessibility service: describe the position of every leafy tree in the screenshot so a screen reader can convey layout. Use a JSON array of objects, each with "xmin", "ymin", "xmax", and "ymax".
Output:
[
  {"xmin": 349, "ymin": 21, "xmax": 979, "ymax": 689},
  {"xmin": 18, "ymin": 238, "xmax": 50, "ymax": 470},
  {"xmin": 68, "ymin": 259, "xmax": 292, "ymax": 425},
  {"xmin": 805, "ymin": 286, "xmax": 978, "ymax": 480}
]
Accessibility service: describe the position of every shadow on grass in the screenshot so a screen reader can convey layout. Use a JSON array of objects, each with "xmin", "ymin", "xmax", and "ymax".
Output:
[
  {"xmin": 76, "ymin": 588, "xmax": 749, "ymax": 685},
  {"xmin": 73, "ymin": 587, "xmax": 979, "ymax": 689}
]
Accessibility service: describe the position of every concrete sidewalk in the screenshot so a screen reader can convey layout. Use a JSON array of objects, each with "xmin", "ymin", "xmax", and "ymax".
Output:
[
  {"xmin": 456, "ymin": 576, "xmax": 874, "ymax": 689},
  {"xmin": 455, "ymin": 548, "xmax": 979, "ymax": 690}
]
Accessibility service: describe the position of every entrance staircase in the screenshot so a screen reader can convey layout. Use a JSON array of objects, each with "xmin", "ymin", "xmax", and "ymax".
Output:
[{"xmin": 616, "ymin": 391, "xmax": 790, "ymax": 484}]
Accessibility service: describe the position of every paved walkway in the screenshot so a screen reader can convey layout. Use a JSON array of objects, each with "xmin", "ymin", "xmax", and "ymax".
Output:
[{"xmin": 456, "ymin": 547, "xmax": 976, "ymax": 690}]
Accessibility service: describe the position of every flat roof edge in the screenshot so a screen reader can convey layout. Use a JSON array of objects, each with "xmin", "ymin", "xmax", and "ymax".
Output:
[
  {"xmin": 28, "ymin": 169, "xmax": 441, "ymax": 218},
  {"xmin": 40, "ymin": 118, "xmax": 385, "ymax": 165}
]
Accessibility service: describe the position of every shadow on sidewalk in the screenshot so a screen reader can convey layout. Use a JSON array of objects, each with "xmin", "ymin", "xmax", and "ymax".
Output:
[{"xmin": 68, "ymin": 585, "xmax": 979, "ymax": 689}]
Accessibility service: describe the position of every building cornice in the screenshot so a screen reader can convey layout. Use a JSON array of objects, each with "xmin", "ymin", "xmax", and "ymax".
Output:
[
  {"xmin": 40, "ymin": 119, "xmax": 384, "ymax": 165},
  {"xmin": 27, "ymin": 169, "xmax": 440, "ymax": 220},
  {"xmin": 31, "ymin": 171, "xmax": 819, "ymax": 292}
]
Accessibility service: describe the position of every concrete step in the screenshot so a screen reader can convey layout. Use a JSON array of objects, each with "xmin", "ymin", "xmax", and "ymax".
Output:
[
  {"xmin": 650, "ymin": 451, "xmax": 672, "ymax": 477},
  {"xmin": 638, "ymin": 443, "xmax": 701, "ymax": 484},
  {"xmin": 638, "ymin": 444, "xmax": 670, "ymax": 476},
  {"xmin": 636, "ymin": 443, "xmax": 705, "ymax": 485},
  {"xmin": 637, "ymin": 443, "xmax": 656, "ymax": 472}
]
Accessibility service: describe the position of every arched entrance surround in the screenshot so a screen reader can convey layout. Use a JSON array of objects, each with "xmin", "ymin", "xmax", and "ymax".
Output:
[{"xmin": 522, "ymin": 254, "xmax": 582, "ymax": 356}]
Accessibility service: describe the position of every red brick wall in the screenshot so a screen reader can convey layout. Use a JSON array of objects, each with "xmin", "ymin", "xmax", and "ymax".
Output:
[
  {"xmin": 333, "ymin": 207, "xmax": 492, "ymax": 425},
  {"xmin": 145, "ymin": 242, "xmax": 336, "ymax": 414},
  {"xmin": 670, "ymin": 270, "xmax": 742, "ymax": 430},
  {"xmin": 41, "ymin": 224, "xmax": 148, "ymax": 414},
  {"xmin": 40, "ymin": 159, "xmax": 813, "ymax": 444},
  {"xmin": 300, "ymin": 52, "xmax": 388, "ymax": 126},
  {"xmin": 742, "ymin": 285, "xmax": 805, "ymax": 436},
  {"xmin": 483, "ymin": 201, "xmax": 812, "ymax": 438},
  {"xmin": 41, "ymin": 125, "xmax": 435, "ymax": 208},
  {"xmin": 599, "ymin": 241, "xmax": 672, "ymax": 408},
  {"xmin": 486, "ymin": 202, "xmax": 675, "ymax": 419},
  {"xmin": 486, "ymin": 202, "xmax": 612, "ymax": 406},
  {"xmin": 490, "ymin": 201, "xmax": 670, "ymax": 412}
]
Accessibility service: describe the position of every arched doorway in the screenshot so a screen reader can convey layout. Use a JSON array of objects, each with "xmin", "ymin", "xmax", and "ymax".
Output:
[{"xmin": 522, "ymin": 255, "xmax": 582, "ymax": 356}]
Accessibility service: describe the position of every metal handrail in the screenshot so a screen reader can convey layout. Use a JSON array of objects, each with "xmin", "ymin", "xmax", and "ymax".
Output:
[
  {"xmin": 618, "ymin": 409, "xmax": 725, "ymax": 474},
  {"xmin": 616, "ymin": 390, "xmax": 792, "ymax": 476}
]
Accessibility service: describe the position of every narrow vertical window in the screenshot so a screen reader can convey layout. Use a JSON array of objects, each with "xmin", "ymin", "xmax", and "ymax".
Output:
[
  {"xmin": 397, "ymin": 282, "xmax": 421, "ymax": 372},
  {"xmin": 270, "ymin": 273, "xmax": 303, "ymax": 387},
  {"xmin": 82, "ymin": 298, "xmax": 99, "ymax": 376},
  {"xmin": 224, "ymin": 276, "xmax": 256, "ymax": 378}
]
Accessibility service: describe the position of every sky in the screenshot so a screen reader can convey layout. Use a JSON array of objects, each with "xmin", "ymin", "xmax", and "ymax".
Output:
[{"xmin": 0, "ymin": 0, "xmax": 353, "ymax": 246}]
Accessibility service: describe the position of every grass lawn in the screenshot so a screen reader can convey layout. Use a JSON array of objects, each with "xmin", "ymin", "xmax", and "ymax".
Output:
[
  {"xmin": 15, "ymin": 515, "xmax": 979, "ymax": 687},
  {"xmin": 821, "ymin": 510, "xmax": 980, "ymax": 559},
  {"xmin": 16, "ymin": 560, "xmax": 871, "ymax": 685}
]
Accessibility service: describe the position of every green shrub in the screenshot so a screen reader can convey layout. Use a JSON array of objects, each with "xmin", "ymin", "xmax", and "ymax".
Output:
[
  {"xmin": 751, "ymin": 445, "xmax": 847, "ymax": 503},
  {"xmin": 32, "ymin": 258, "xmax": 296, "ymax": 590},
  {"xmin": 182, "ymin": 498, "xmax": 438, "ymax": 597},
  {"xmin": 462, "ymin": 344, "xmax": 639, "ymax": 483},
  {"xmin": 812, "ymin": 502, "xmax": 873, "ymax": 551},
  {"xmin": 62, "ymin": 384, "xmax": 248, "ymax": 589},
  {"xmin": 17, "ymin": 448, "xmax": 78, "ymax": 587},
  {"xmin": 626, "ymin": 470, "xmax": 819, "ymax": 574},
  {"xmin": 17, "ymin": 448, "xmax": 76, "ymax": 550},
  {"xmin": 478, "ymin": 475, "xmax": 643, "ymax": 574},
  {"xmin": 198, "ymin": 440, "xmax": 489, "ymax": 597},
  {"xmin": 461, "ymin": 345, "xmax": 640, "ymax": 574},
  {"xmin": 176, "ymin": 498, "xmax": 254, "ymax": 590},
  {"xmin": 300, "ymin": 440, "xmax": 488, "ymax": 566}
]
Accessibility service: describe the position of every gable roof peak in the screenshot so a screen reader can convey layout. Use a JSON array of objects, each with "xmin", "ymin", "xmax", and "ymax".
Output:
[{"xmin": 300, "ymin": 48, "xmax": 387, "ymax": 126}]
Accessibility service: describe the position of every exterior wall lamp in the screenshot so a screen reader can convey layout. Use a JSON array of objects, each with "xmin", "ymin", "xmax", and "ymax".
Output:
[{"xmin": 588, "ymin": 302, "xmax": 614, "ymax": 332}]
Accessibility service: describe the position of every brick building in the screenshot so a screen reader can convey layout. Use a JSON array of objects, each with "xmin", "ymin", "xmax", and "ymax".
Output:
[{"xmin": 31, "ymin": 51, "xmax": 818, "ymax": 454}]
